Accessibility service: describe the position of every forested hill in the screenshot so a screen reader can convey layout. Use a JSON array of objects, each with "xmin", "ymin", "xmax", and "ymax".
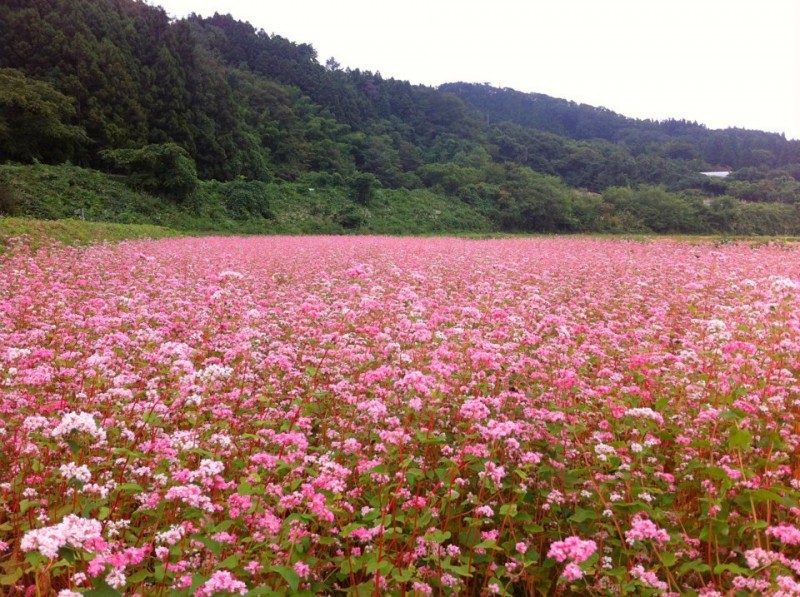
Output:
[
  {"xmin": 1, "ymin": 0, "xmax": 800, "ymax": 235},
  {"xmin": 440, "ymin": 83, "xmax": 799, "ymax": 170}
]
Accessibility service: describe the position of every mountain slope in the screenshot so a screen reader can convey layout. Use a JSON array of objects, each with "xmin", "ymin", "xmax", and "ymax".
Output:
[{"xmin": 1, "ymin": 0, "xmax": 799, "ymax": 234}]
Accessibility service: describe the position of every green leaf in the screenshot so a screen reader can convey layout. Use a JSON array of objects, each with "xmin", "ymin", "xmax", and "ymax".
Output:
[
  {"xmin": 219, "ymin": 554, "xmax": 242, "ymax": 569},
  {"xmin": 714, "ymin": 563, "xmax": 750, "ymax": 575},
  {"xmin": 660, "ymin": 552, "xmax": 677, "ymax": 567},
  {"xmin": 117, "ymin": 482, "xmax": 143, "ymax": 493},
  {"xmin": 749, "ymin": 489, "xmax": 792, "ymax": 505},
  {"xmin": 84, "ymin": 577, "xmax": 124, "ymax": 597},
  {"xmin": 271, "ymin": 565, "xmax": 300, "ymax": 593},
  {"xmin": 24, "ymin": 551, "xmax": 44, "ymax": 567},
  {"xmin": 339, "ymin": 558, "xmax": 362, "ymax": 577},
  {"xmin": 525, "ymin": 523, "xmax": 545, "ymax": 533},
  {"xmin": 499, "ymin": 504, "xmax": 517, "ymax": 516},
  {"xmin": 426, "ymin": 530, "xmax": 451, "ymax": 543},
  {"xmin": 703, "ymin": 467, "xmax": 729, "ymax": 480},
  {"xmin": 213, "ymin": 519, "xmax": 236, "ymax": 533},
  {"xmin": 738, "ymin": 519, "xmax": 768, "ymax": 538},
  {"xmin": 340, "ymin": 522, "xmax": 364, "ymax": 538},
  {"xmin": 677, "ymin": 560, "xmax": 710, "ymax": 575},
  {"xmin": 188, "ymin": 573, "xmax": 210, "ymax": 594},
  {"xmin": 126, "ymin": 568, "xmax": 152, "ymax": 583},
  {"xmin": 236, "ymin": 481, "xmax": 264, "ymax": 496},
  {"xmin": 19, "ymin": 499, "xmax": 35, "ymax": 515},
  {"xmin": 392, "ymin": 567, "xmax": 415, "ymax": 582},
  {"xmin": 0, "ymin": 567, "xmax": 23, "ymax": 585},
  {"xmin": 446, "ymin": 563, "xmax": 474, "ymax": 577},
  {"xmin": 245, "ymin": 588, "xmax": 280, "ymax": 596},
  {"xmin": 346, "ymin": 581, "xmax": 376, "ymax": 596},
  {"xmin": 728, "ymin": 428, "xmax": 752, "ymax": 450},
  {"xmin": 58, "ymin": 546, "xmax": 78, "ymax": 563},
  {"xmin": 365, "ymin": 557, "xmax": 392, "ymax": 575},
  {"xmin": 195, "ymin": 536, "xmax": 222, "ymax": 557},
  {"xmin": 569, "ymin": 507, "xmax": 597, "ymax": 523}
]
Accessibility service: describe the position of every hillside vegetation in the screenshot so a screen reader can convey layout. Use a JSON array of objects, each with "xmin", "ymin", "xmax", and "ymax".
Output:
[{"xmin": 1, "ymin": 0, "xmax": 798, "ymax": 234}]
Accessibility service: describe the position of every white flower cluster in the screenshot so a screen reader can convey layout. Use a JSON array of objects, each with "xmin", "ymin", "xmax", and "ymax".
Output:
[
  {"xmin": 155, "ymin": 524, "xmax": 186, "ymax": 545},
  {"xmin": 197, "ymin": 364, "xmax": 234, "ymax": 383},
  {"xmin": 705, "ymin": 318, "xmax": 727, "ymax": 335},
  {"xmin": 51, "ymin": 411, "xmax": 107, "ymax": 443},
  {"xmin": 5, "ymin": 347, "xmax": 31, "ymax": 360},
  {"xmin": 770, "ymin": 275, "xmax": 797, "ymax": 293},
  {"xmin": 594, "ymin": 443, "xmax": 617, "ymax": 462},
  {"xmin": 22, "ymin": 416, "xmax": 49, "ymax": 432},
  {"xmin": 624, "ymin": 407, "xmax": 665, "ymax": 427},
  {"xmin": 190, "ymin": 459, "xmax": 225, "ymax": 481},
  {"xmin": 59, "ymin": 462, "xmax": 91, "ymax": 483},
  {"xmin": 218, "ymin": 270, "xmax": 244, "ymax": 280},
  {"xmin": 170, "ymin": 430, "xmax": 199, "ymax": 451},
  {"xmin": 21, "ymin": 515, "xmax": 103, "ymax": 559}
]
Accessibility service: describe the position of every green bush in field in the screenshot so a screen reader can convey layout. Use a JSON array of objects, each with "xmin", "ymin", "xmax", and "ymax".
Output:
[
  {"xmin": 101, "ymin": 143, "xmax": 197, "ymax": 201},
  {"xmin": 348, "ymin": 172, "xmax": 381, "ymax": 206},
  {"xmin": 218, "ymin": 180, "xmax": 274, "ymax": 220},
  {"xmin": 0, "ymin": 178, "xmax": 20, "ymax": 216},
  {"xmin": 733, "ymin": 202, "xmax": 800, "ymax": 236},
  {"xmin": 335, "ymin": 204, "xmax": 367, "ymax": 229}
]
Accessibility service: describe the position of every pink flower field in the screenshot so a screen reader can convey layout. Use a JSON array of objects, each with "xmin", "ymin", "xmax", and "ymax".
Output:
[{"xmin": 3, "ymin": 235, "xmax": 800, "ymax": 596}]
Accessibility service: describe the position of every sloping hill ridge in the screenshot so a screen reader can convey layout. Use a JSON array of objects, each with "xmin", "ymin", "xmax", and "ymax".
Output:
[{"xmin": 440, "ymin": 82, "xmax": 798, "ymax": 170}]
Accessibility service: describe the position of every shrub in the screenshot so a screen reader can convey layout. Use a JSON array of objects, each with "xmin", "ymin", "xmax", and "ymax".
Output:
[
  {"xmin": 220, "ymin": 181, "xmax": 273, "ymax": 220},
  {"xmin": 101, "ymin": 143, "xmax": 197, "ymax": 201},
  {"xmin": 348, "ymin": 172, "xmax": 381, "ymax": 205},
  {"xmin": 0, "ymin": 182, "xmax": 20, "ymax": 216}
]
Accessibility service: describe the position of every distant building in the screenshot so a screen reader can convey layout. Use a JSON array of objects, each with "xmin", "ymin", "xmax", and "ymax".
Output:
[{"xmin": 700, "ymin": 171, "xmax": 731, "ymax": 178}]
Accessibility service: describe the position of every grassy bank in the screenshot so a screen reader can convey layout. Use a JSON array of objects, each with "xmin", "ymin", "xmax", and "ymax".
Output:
[
  {"xmin": 0, "ymin": 163, "xmax": 493, "ymax": 235},
  {"xmin": 0, "ymin": 217, "xmax": 180, "ymax": 251},
  {"xmin": 3, "ymin": 163, "xmax": 799, "ymax": 241}
]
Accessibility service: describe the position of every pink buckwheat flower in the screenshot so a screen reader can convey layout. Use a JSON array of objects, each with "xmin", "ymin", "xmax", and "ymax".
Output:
[
  {"xmin": 195, "ymin": 570, "xmax": 247, "ymax": 596},
  {"xmin": 630, "ymin": 564, "xmax": 668, "ymax": 591},
  {"xmin": 562, "ymin": 562, "xmax": 584, "ymax": 581},
  {"xmin": 767, "ymin": 524, "xmax": 800, "ymax": 545},
  {"xmin": 51, "ymin": 411, "xmax": 107, "ymax": 442},
  {"xmin": 625, "ymin": 515, "xmax": 670, "ymax": 547},
  {"xmin": 548, "ymin": 536, "xmax": 597, "ymax": 564},
  {"xmin": 21, "ymin": 515, "xmax": 104, "ymax": 559}
]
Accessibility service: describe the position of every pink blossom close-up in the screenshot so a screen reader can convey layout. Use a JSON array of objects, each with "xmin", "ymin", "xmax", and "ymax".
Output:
[{"xmin": 547, "ymin": 536, "xmax": 598, "ymax": 563}]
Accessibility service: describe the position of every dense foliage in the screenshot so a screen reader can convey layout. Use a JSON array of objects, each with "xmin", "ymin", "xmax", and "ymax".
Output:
[{"xmin": 0, "ymin": 0, "xmax": 798, "ymax": 233}]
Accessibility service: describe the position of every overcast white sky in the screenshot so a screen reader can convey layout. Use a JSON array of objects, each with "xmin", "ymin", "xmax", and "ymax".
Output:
[{"xmin": 151, "ymin": 0, "xmax": 800, "ymax": 140}]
